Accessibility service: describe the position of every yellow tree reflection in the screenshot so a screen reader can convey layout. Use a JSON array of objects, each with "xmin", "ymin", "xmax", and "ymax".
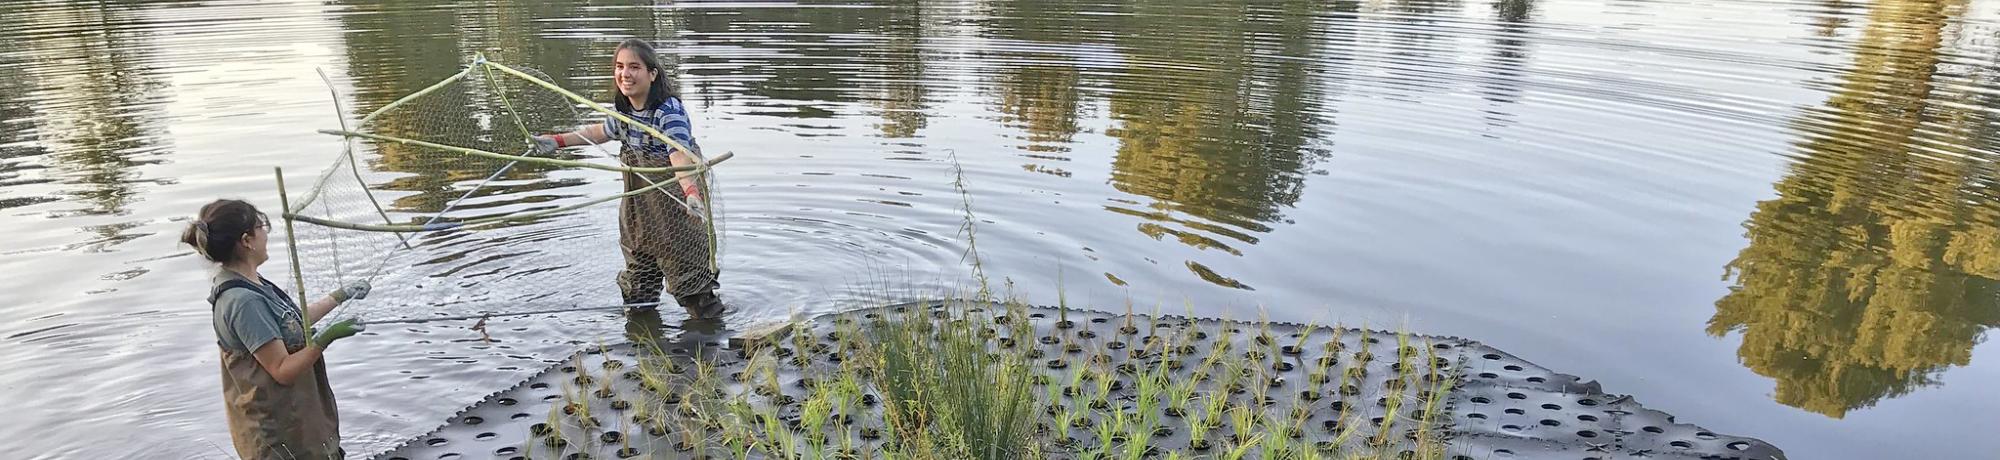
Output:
[
  {"xmin": 873, "ymin": 1, "xmax": 928, "ymax": 138},
  {"xmin": 0, "ymin": 1, "xmax": 172, "ymax": 217},
  {"xmin": 1713, "ymin": 0, "xmax": 2000, "ymax": 418},
  {"xmin": 336, "ymin": 0, "xmax": 595, "ymax": 214},
  {"xmin": 1103, "ymin": 0, "xmax": 1332, "ymax": 251}
]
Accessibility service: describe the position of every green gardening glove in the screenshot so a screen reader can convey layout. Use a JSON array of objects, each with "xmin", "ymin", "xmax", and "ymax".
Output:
[{"xmin": 311, "ymin": 318, "xmax": 365, "ymax": 349}]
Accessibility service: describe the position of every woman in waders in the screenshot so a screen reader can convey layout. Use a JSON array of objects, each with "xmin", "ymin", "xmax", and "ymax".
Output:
[
  {"xmin": 182, "ymin": 199, "xmax": 371, "ymax": 459},
  {"xmin": 535, "ymin": 38, "xmax": 724, "ymax": 320}
]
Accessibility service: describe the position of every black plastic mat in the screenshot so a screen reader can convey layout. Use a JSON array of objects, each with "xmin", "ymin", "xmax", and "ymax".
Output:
[{"xmin": 375, "ymin": 301, "xmax": 1784, "ymax": 460}]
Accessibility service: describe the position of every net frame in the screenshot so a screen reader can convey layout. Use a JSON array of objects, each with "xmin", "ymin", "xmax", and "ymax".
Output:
[{"xmin": 278, "ymin": 53, "xmax": 732, "ymax": 322}]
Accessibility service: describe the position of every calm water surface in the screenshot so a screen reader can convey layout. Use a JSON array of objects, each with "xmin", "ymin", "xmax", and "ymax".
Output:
[{"xmin": 3, "ymin": 0, "xmax": 1998, "ymax": 459}]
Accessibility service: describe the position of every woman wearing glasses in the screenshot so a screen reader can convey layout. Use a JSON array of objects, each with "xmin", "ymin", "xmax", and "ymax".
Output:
[{"xmin": 181, "ymin": 199, "xmax": 371, "ymax": 459}]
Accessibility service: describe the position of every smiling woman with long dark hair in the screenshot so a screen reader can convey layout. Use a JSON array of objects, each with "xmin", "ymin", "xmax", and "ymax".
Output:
[{"xmin": 535, "ymin": 38, "xmax": 724, "ymax": 320}]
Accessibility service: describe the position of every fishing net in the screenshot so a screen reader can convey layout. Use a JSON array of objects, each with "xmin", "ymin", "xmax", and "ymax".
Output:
[{"xmin": 284, "ymin": 55, "xmax": 730, "ymax": 324}]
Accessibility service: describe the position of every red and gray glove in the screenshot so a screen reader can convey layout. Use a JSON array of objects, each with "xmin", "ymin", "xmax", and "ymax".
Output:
[{"xmin": 531, "ymin": 134, "xmax": 566, "ymax": 155}]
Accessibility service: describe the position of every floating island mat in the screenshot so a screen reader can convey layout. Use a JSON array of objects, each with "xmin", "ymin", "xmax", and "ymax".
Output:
[{"xmin": 376, "ymin": 300, "xmax": 1784, "ymax": 460}]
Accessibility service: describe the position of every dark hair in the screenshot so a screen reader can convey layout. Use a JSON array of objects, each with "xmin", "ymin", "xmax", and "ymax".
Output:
[
  {"xmin": 610, "ymin": 38, "xmax": 676, "ymax": 113},
  {"xmin": 180, "ymin": 199, "xmax": 266, "ymax": 264}
]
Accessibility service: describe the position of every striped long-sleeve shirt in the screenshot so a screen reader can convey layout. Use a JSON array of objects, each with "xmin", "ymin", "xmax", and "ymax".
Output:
[{"xmin": 605, "ymin": 96, "xmax": 701, "ymax": 161}]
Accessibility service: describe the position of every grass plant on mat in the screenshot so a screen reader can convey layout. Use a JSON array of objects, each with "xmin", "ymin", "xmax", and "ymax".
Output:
[{"xmin": 573, "ymin": 296, "xmax": 1459, "ymax": 460}]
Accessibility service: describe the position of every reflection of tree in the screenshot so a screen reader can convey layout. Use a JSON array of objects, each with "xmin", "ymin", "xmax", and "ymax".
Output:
[
  {"xmin": 998, "ymin": 65, "xmax": 1082, "ymax": 153},
  {"xmin": 1713, "ymin": 0, "xmax": 2000, "ymax": 418},
  {"xmin": 679, "ymin": 0, "xmax": 935, "ymax": 133},
  {"xmin": 335, "ymin": 0, "xmax": 595, "ymax": 214},
  {"xmin": 0, "ymin": 15, "xmax": 52, "ymax": 212},
  {"xmin": 681, "ymin": 0, "xmax": 911, "ymax": 115},
  {"xmin": 1479, "ymin": 0, "xmax": 1535, "ymax": 129},
  {"xmin": 1102, "ymin": 0, "xmax": 1334, "ymax": 255},
  {"xmin": 1811, "ymin": 0, "xmax": 1858, "ymax": 38},
  {"xmin": 871, "ymin": 1, "xmax": 927, "ymax": 138},
  {"xmin": 0, "ymin": 1, "xmax": 174, "ymax": 218},
  {"xmin": 1377, "ymin": 0, "xmax": 1467, "ymax": 63},
  {"xmin": 983, "ymin": 0, "xmax": 1101, "ymax": 155}
]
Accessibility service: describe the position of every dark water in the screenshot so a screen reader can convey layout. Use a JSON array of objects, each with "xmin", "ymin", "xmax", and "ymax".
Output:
[{"xmin": 4, "ymin": 0, "xmax": 1998, "ymax": 458}]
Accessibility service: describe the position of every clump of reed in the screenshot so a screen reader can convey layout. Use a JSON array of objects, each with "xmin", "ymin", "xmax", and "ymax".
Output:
[{"xmin": 543, "ymin": 298, "xmax": 1462, "ymax": 460}]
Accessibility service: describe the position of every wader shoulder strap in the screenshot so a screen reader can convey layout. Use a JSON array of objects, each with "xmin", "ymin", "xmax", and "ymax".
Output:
[{"xmin": 209, "ymin": 278, "xmax": 262, "ymax": 307}]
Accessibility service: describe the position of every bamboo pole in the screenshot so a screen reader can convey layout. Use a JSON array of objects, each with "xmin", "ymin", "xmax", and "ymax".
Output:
[
  {"xmin": 479, "ymin": 60, "xmax": 701, "ymax": 161},
  {"xmin": 280, "ymin": 214, "xmax": 451, "ymax": 233},
  {"xmin": 357, "ymin": 66, "xmax": 475, "ymax": 128},
  {"xmin": 275, "ymin": 167, "xmax": 310, "ymax": 310},
  {"xmin": 316, "ymin": 129, "xmax": 713, "ymax": 175},
  {"xmin": 284, "ymin": 152, "xmax": 733, "ymax": 233}
]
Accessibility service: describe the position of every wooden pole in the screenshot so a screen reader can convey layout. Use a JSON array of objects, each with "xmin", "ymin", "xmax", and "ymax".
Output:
[
  {"xmin": 480, "ymin": 61, "xmax": 702, "ymax": 161},
  {"xmin": 275, "ymin": 167, "xmax": 309, "ymax": 309},
  {"xmin": 357, "ymin": 66, "xmax": 474, "ymax": 128},
  {"xmin": 315, "ymin": 129, "xmax": 714, "ymax": 175},
  {"xmin": 284, "ymin": 152, "xmax": 733, "ymax": 233}
]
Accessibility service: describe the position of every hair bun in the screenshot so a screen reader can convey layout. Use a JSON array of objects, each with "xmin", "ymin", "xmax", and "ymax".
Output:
[{"xmin": 180, "ymin": 222, "xmax": 202, "ymax": 250}]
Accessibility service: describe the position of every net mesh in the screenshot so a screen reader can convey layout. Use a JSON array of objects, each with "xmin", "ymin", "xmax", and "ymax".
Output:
[{"xmin": 287, "ymin": 57, "xmax": 727, "ymax": 324}]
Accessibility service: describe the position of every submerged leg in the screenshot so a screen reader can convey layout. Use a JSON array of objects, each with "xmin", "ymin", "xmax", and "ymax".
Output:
[
  {"xmin": 661, "ymin": 186, "xmax": 723, "ymax": 319},
  {"xmin": 617, "ymin": 247, "xmax": 667, "ymax": 310}
]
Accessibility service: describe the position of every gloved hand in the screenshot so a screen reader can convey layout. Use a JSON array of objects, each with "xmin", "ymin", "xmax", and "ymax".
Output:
[
  {"xmin": 685, "ymin": 197, "xmax": 708, "ymax": 221},
  {"xmin": 311, "ymin": 318, "xmax": 365, "ymax": 349},
  {"xmin": 681, "ymin": 181, "xmax": 703, "ymax": 202},
  {"xmin": 681, "ymin": 182, "xmax": 707, "ymax": 220},
  {"xmin": 331, "ymin": 280, "xmax": 370, "ymax": 304},
  {"xmin": 530, "ymin": 134, "xmax": 562, "ymax": 155}
]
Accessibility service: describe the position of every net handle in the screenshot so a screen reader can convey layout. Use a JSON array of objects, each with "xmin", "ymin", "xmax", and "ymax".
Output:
[
  {"xmin": 282, "ymin": 152, "xmax": 733, "ymax": 233},
  {"xmin": 478, "ymin": 59, "xmax": 704, "ymax": 165},
  {"xmin": 314, "ymin": 129, "xmax": 712, "ymax": 175},
  {"xmin": 274, "ymin": 167, "xmax": 310, "ymax": 309}
]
